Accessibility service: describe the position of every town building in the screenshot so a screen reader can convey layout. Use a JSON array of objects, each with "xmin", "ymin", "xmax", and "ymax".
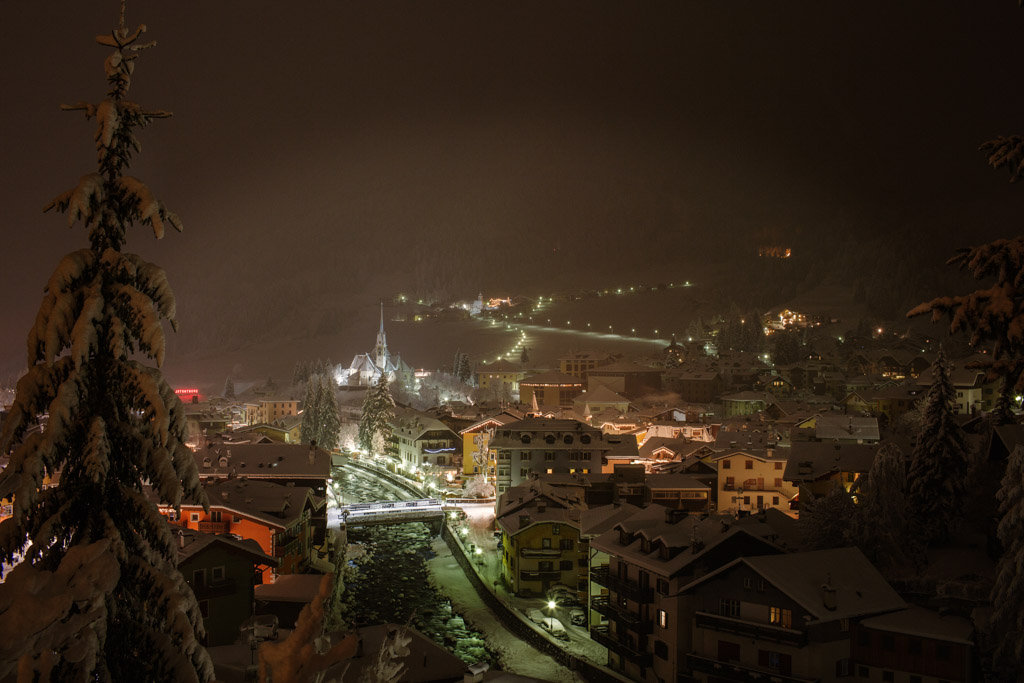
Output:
[
  {"xmin": 589, "ymin": 506, "xmax": 793, "ymax": 683},
  {"xmin": 558, "ymin": 351, "xmax": 615, "ymax": 379},
  {"xmin": 586, "ymin": 361, "xmax": 663, "ymax": 399},
  {"xmin": 496, "ymin": 483, "xmax": 589, "ymax": 601},
  {"xmin": 174, "ymin": 525, "xmax": 278, "ymax": 646},
  {"xmin": 518, "ymin": 371, "xmax": 585, "ymax": 409},
  {"xmin": 681, "ymin": 547, "xmax": 907, "ymax": 683},
  {"xmin": 389, "ymin": 408, "xmax": 462, "ymax": 477},
  {"xmin": 474, "ymin": 358, "xmax": 528, "ymax": 399},
  {"xmin": 712, "ymin": 448, "xmax": 797, "ymax": 514},
  {"xmin": 165, "ymin": 479, "xmax": 324, "ymax": 584},
  {"xmin": 193, "ymin": 442, "xmax": 331, "ymax": 498},
  {"xmin": 487, "ymin": 418, "xmax": 619, "ymax": 494}
]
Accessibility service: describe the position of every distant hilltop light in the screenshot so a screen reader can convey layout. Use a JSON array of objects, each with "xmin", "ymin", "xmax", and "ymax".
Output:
[{"xmin": 758, "ymin": 246, "xmax": 792, "ymax": 258}]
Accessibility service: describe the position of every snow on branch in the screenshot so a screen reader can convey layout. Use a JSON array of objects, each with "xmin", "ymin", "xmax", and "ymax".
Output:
[
  {"xmin": 0, "ymin": 539, "xmax": 119, "ymax": 680},
  {"xmin": 44, "ymin": 174, "xmax": 105, "ymax": 229},
  {"xmin": 981, "ymin": 135, "xmax": 1024, "ymax": 183},
  {"xmin": 118, "ymin": 176, "xmax": 183, "ymax": 239}
]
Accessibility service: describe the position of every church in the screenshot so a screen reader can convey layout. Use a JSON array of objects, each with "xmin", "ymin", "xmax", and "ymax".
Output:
[{"xmin": 337, "ymin": 305, "xmax": 414, "ymax": 388}]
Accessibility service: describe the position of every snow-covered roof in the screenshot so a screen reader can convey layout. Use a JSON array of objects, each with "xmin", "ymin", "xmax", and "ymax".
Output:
[
  {"xmin": 181, "ymin": 479, "xmax": 321, "ymax": 529},
  {"xmin": 684, "ymin": 547, "xmax": 906, "ymax": 623},
  {"xmin": 859, "ymin": 605, "xmax": 973, "ymax": 645},
  {"xmin": 172, "ymin": 524, "xmax": 277, "ymax": 567},
  {"xmin": 195, "ymin": 443, "xmax": 331, "ymax": 481},
  {"xmin": 783, "ymin": 442, "xmax": 878, "ymax": 482}
]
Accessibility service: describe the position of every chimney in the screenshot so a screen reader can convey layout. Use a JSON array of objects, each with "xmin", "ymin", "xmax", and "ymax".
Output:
[
  {"xmin": 178, "ymin": 529, "xmax": 185, "ymax": 549},
  {"xmin": 821, "ymin": 574, "xmax": 837, "ymax": 610},
  {"xmin": 221, "ymin": 491, "xmax": 229, "ymax": 501},
  {"xmin": 665, "ymin": 507, "xmax": 688, "ymax": 524}
]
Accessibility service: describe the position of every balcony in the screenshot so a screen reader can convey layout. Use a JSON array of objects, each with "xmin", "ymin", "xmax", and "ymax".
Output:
[
  {"xmin": 519, "ymin": 570, "xmax": 562, "ymax": 582},
  {"xmin": 694, "ymin": 611, "xmax": 807, "ymax": 648},
  {"xmin": 198, "ymin": 520, "xmax": 229, "ymax": 534},
  {"xmin": 520, "ymin": 547, "xmax": 562, "ymax": 559},
  {"xmin": 686, "ymin": 654, "xmax": 816, "ymax": 683},
  {"xmin": 590, "ymin": 626, "xmax": 652, "ymax": 666},
  {"xmin": 590, "ymin": 596, "xmax": 653, "ymax": 633},
  {"xmin": 590, "ymin": 565, "xmax": 654, "ymax": 603}
]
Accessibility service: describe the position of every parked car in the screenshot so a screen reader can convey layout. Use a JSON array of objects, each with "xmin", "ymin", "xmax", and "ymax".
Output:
[
  {"xmin": 569, "ymin": 608, "xmax": 586, "ymax": 626},
  {"xmin": 526, "ymin": 609, "xmax": 546, "ymax": 625},
  {"xmin": 547, "ymin": 585, "xmax": 579, "ymax": 607},
  {"xmin": 540, "ymin": 617, "xmax": 568, "ymax": 640}
]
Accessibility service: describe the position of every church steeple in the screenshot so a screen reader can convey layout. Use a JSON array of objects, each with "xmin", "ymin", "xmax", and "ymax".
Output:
[{"xmin": 374, "ymin": 301, "xmax": 389, "ymax": 369}]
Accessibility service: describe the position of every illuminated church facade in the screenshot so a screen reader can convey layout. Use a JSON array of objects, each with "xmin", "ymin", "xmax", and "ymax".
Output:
[{"xmin": 337, "ymin": 305, "xmax": 414, "ymax": 388}]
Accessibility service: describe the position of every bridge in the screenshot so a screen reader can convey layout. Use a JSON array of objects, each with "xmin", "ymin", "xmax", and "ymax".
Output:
[{"xmin": 331, "ymin": 498, "xmax": 447, "ymax": 527}]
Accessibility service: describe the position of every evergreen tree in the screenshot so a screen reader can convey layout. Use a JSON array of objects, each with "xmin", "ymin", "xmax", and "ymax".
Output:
[
  {"xmin": 454, "ymin": 351, "xmax": 471, "ymax": 384},
  {"xmin": 990, "ymin": 445, "xmax": 1024, "ymax": 672},
  {"xmin": 520, "ymin": 346, "xmax": 529, "ymax": 364},
  {"xmin": 300, "ymin": 377, "xmax": 320, "ymax": 444},
  {"xmin": 850, "ymin": 443, "xmax": 913, "ymax": 569},
  {"xmin": 772, "ymin": 330, "xmax": 802, "ymax": 365},
  {"xmin": 799, "ymin": 482, "xmax": 856, "ymax": 551},
  {"xmin": 223, "ymin": 375, "xmax": 235, "ymax": 399},
  {"xmin": 0, "ymin": 15, "xmax": 211, "ymax": 681},
  {"xmin": 909, "ymin": 236, "xmax": 1024, "ymax": 418},
  {"xmin": 292, "ymin": 360, "xmax": 311, "ymax": 387},
  {"xmin": 358, "ymin": 376, "xmax": 395, "ymax": 455},
  {"xmin": 907, "ymin": 347, "xmax": 969, "ymax": 543},
  {"xmin": 316, "ymin": 379, "xmax": 341, "ymax": 452}
]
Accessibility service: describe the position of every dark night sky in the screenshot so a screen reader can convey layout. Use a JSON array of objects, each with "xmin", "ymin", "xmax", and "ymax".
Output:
[{"xmin": 2, "ymin": 1, "xmax": 1024, "ymax": 378}]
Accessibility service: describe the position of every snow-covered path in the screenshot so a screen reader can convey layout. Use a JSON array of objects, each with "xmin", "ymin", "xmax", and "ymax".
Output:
[{"xmin": 426, "ymin": 537, "xmax": 582, "ymax": 683}]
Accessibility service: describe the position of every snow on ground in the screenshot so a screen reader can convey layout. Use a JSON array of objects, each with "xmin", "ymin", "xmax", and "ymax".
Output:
[{"xmin": 426, "ymin": 537, "xmax": 580, "ymax": 683}]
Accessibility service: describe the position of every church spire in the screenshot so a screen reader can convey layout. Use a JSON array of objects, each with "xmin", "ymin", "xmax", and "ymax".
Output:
[{"xmin": 374, "ymin": 301, "xmax": 389, "ymax": 369}]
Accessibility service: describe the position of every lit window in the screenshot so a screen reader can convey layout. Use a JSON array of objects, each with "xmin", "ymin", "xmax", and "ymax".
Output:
[
  {"xmin": 770, "ymin": 607, "xmax": 792, "ymax": 628},
  {"xmin": 658, "ymin": 609, "xmax": 668, "ymax": 628}
]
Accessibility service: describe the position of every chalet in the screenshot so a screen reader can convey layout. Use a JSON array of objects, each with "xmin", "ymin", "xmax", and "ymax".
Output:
[
  {"xmin": 194, "ymin": 442, "xmax": 331, "ymax": 498},
  {"xmin": 174, "ymin": 525, "xmax": 277, "ymax": 646},
  {"xmin": 496, "ymin": 483, "xmax": 588, "ymax": 600},
  {"xmin": 711, "ymin": 448, "xmax": 796, "ymax": 514},
  {"xmin": 589, "ymin": 506, "xmax": 790, "ymax": 683},
  {"xmin": 459, "ymin": 411, "xmax": 521, "ymax": 479},
  {"xmin": 389, "ymin": 408, "xmax": 462, "ymax": 474},
  {"xmin": 167, "ymin": 479, "xmax": 323, "ymax": 584},
  {"xmin": 681, "ymin": 547, "xmax": 906, "ymax": 683},
  {"xmin": 782, "ymin": 442, "xmax": 878, "ymax": 498}
]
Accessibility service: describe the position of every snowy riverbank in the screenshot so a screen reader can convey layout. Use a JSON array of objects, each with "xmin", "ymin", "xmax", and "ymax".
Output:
[{"xmin": 426, "ymin": 537, "xmax": 580, "ymax": 683}]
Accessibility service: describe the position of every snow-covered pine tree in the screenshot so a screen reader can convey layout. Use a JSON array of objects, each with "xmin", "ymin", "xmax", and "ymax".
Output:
[
  {"xmin": 798, "ymin": 482, "xmax": 855, "ymax": 551},
  {"xmin": 990, "ymin": 444, "xmax": 1024, "ymax": 672},
  {"xmin": 520, "ymin": 346, "xmax": 529, "ymax": 363},
  {"xmin": 908, "ymin": 237, "xmax": 1024, "ymax": 421},
  {"xmin": 223, "ymin": 375, "xmax": 235, "ymax": 399},
  {"xmin": 358, "ymin": 376, "xmax": 395, "ymax": 455},
  {"xmin": 849, "ymin": 443, "xmax": 914, "ymax": 570},
  {"xmin": 318, "ymin": 379, "xmax": 341, "ymax": 453},
  {"xmin": 907, "ymin": 347, "xmax": 969, "ymax": 543},
  {"xmin": 0, "ymin": 12, "xmax": 212, "ymax": 682},
  {"xmin": 301, "ymin": 376, "xmax": 321, "ymax": 445}
]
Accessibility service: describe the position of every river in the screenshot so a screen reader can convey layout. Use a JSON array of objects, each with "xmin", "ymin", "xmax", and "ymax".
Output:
[{"xmin": 334, "ymin": 466, "xmax": 501, "ymax": 668}]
